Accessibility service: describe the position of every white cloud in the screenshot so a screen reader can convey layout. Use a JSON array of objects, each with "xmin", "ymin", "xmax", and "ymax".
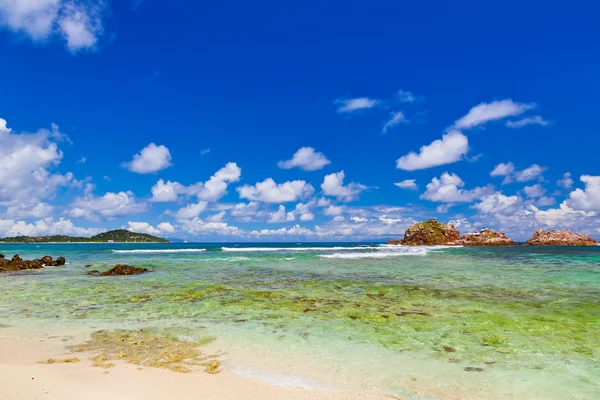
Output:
[
  {"xmin": 200, "ymin": 148, "xmax": 210, "ymax": 155},
  {"xmin": 197, "ymin": 162, "xmax": 241, "ymax": 201},
  {"xmin": 530, "ymin": 203, "xmax": 596, "ymax": 229},
  {"xmin": 490, "ymin": 162, "xmax": 545, "ymax": 184},
  {"xmin": 452, "ymin": 99, "xmax": 535, "ymax": 130},
  {"xmin": 126, "ymin": 221, "xmax": 174, "ymax": 235},
  {"xmin": 505, "ymin": 116, "xmax": 549, "ymax": 128},
  {"xmin": 473, "ymin": 192, "xmax": 521, "ymax": 215},
  {"xmin": 421, "ymin": 172, "xmax": 493, "ymax": 203},
  {"xmin": 268, "ymin": 205, "xmax": 295, "ymax": 223},
  {"xmin": 229, "ymin": 202, "xmax": 260, "ymax": 222},
  {"xmin": 396, "ymin": 130, "xmax": 468, "ymax": 171},
  {"xmin": 515, "ymin": 164, "xmax": 545, "ymax": 182},
  {"xmin": 278, "ymin": 147, "xmax": 331, "ymax": 171},
  {"xmin": 180, "ymin": 218, "xmax": 244, "ymax": 236},
  {"xmin": 523, "ymin": 184, "xmax": 545, "ymax": 198},
  {"xmin": 150, "ymin": 162, "xmax": 240, "ymax": 203},
  {"xmin": 0, "ymin": 217, "xmax": 103, "ymax": 237},
  {"xmin": 333, "ymin": 215, "xmax": 345, "ymax": 222},
  {"xmin": 0, "ymin": 117, "xmax": 76, "ymax": 205},
  {"xmin": 394, "ymin": 179, "xmax": 417, "ymax": 190},
  {"xmin": 67, "ymin": 191, "xmax": 146, "ymax": 221},
  {"xmin": 351, "ymin": 216, "xmax": 367, "ymax": 223},
  {"xmin": 77, "ymin": 156, "xmax": 86, "ymax": 164},
  {"xmin": 123, "ymin": 143, "xmax": 172, "ymax": 174},
  {"xmin": 557, "ymin": 172, "xmax": 573, "ymax": 190},
  {"xmin": 175, "ymin": 201, "xmax": 208, "ymax": 221},
  {"xmin": 324, "ymin": 205, "xmax": 344, "ymax": 216},
  {"xmin": 396, "ymin": 89, "xmax": 423, "ymax": 103},
  {"xmin": 335, "ymin": 97, "xmax": 379, "ymax": 113},
  {"xmin": 206, "ymin": 211, "xmax": 226, "ymax": 222},
  {"xmin": 382, "ymin": 111, "xmax": 407, "ymax": 133},
  {"xmin": 3, "ymin": 202, "xmax": 54, "ymax": 219},
  {"xmin": 127, "ymin": 221, "xmax": 160, "ymax": 235},
  {"xmin": 321, "ymin": 171, "xmax": 366, "ymax": 202},
  {"xmin": 237, "ymin": 178, "xmax": 314, "ymax": 203},
  {"xmin": 58, "ymin": 0, "xmax": 104, "ymax": 51},
  {"xmin": 157, "ymin": 221, "xmax": 175, "ymax": 233},
  {"xmin": 0, "ymin": 0, "xmax": 106, "ymax": 52},
  {"xmin": 565, "ymin": 175, "xmax": 600, "ymax": 212},
  {"xmin": 250, "ymin": 224, "xmax": 315, "ymax": 237}
]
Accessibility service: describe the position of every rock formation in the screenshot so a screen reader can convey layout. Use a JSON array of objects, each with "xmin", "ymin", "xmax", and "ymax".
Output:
[
  {"xmin": 388, "ymin": 218, "xmax": 461, "ymax": 246},
  {"xmin": 98, "ymin": 264, "xmax": 149, "ymax": 276},
  {"xmin": 458, "ymin": 228, "xmax": 516, "ymax": 246},
  {"xmin": 0, "ymin": 254, "xmax": 66, "ymax": 272},
  {"xmin": 526, "ymin": 229, "xmax": 597, "ymax": 246}
]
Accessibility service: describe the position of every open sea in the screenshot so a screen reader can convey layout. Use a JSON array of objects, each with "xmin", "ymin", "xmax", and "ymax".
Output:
[{"xmin": 1, "ymin": 242, "xmax": 599, "ymax": 399}]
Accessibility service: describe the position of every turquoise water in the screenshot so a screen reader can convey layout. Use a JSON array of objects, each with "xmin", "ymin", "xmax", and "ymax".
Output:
[{"xmin": 1, "ymin": 243, "xmax": 599, "ymax": 399}]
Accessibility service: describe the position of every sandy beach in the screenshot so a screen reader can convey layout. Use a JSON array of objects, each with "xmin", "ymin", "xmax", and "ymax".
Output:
[{"xmin": 0, "ymin": 326, "xmax": 387, "ymax": 400}]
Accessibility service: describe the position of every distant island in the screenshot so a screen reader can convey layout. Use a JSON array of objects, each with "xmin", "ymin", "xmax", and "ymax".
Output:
[{"xmin": 0, "ymin": 229, "xmax": 170, "ymax": 244}]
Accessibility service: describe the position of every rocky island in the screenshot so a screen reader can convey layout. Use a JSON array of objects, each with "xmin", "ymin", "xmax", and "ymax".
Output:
[
  {"xmin": 457, "ymin": 228, "xmax": 516, "ymax": 246},
  {"xmin": 526, "ymin": 229, "xmax": 598, "ymax": 246},
  {"xmin": 387, "ymin": 218, "xmax": 461, "ymax": 246}
]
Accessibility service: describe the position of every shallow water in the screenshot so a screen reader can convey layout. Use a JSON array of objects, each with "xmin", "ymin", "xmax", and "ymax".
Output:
[{"xmin": 1, "ymin": 243, "xmax": 599, "ymax": 399}]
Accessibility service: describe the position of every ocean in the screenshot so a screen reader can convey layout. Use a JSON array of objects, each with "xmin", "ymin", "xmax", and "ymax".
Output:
[{"xmin": 1, "ymin": 242, "xmax": 598, "ymax": 399}]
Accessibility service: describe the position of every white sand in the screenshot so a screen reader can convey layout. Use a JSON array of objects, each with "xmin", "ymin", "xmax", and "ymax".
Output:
[{"xmin": 0, "ymin": 328, "xmax": 390, "ymax": 400}]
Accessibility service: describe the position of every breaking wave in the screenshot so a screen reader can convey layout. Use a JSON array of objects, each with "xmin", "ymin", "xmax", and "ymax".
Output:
[
  {"xmin": 221, "ymin": 246, "xmax": 375, "ymax": 252},
  {"xmin": 111, "ymin": 249, "xmax": 207, "ymax": 254}
]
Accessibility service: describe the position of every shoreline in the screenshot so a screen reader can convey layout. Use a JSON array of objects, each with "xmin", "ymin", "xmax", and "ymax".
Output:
[{"xmin": 0, "ymin": 322, "xmax": 391, "ymax": 400}]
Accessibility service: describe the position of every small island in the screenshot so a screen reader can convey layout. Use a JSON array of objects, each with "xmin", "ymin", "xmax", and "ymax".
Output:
[{"xmin": 0, "ymin": 229, "xmax": 170, "ymax": 244}]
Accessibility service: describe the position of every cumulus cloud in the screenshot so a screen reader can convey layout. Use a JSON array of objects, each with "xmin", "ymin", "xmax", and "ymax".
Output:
[
  {"xmin": 381, "ymin": 111, "xmax": 407, "ymax": 133},
  {"xmin": 557, "ymin": 172, "xmax": 574, "ymax": 190},
  {"xmin": 268, "ymin": 205, "xmax": 295, "ymax": 223},
  {"xmin": 335, "ymin": 97, "xmax": 379, "ymax": 113},
  {"xmin": 237, "ymin": 178, "xmax": 314, "ymax": 203},
  {"xmin": 473, "ymin": 192, "xmax": 522, "ymax": 215},
  {"xmin": 490, "ymin": 162, "xmax": 545, "ymax": 184},
  {"xmin": 123, "ymin": 143, "xmax": 172, "ymax": 174},
  {"xmin": 67, "ymin": 191, "xmax": 146, "ymax": 221},
  {"xmin": 565, "ymin": 175, "xmax": 600, "ymax": 212},
  {"xmin": 0, "ymin": 117, "xmax": 76, "ymax": 206},
  {"xmin": 197, "ymin": 162, "xmax": 241, "ymax": 201},
  {"xmin": 180, "ymin": 218, "xmax": 244, "ymax": 236},
  {"xmin": 229, "ymin": 202, "xmax": 260, "ymax": 222},
  {"xmin": 126, "ymin": 221, "xmax": 175, "ymax": 235},
  {"xmin": 0, "ymin": 217, "xmax": 103, "ymax": 237},
  {"xmin": 3, "ymin": 202, "xmax": 54, "ymax": 219},
  {"xmin": 451, "ymin": 99, "xmax": 535, "ymax": 130},
  {"xmin": 175, "ymin": 201, "xmax": 208, "ymax": 221},
  {"xmin": 0, "ymin": 0, "xmax": 106, "ymax": 52},
  {"xmin": 321, "ymin": 171, "xmax": 366, "ymax": 202},
  {"xmin": 523, "ymin": 184, "xmax": 545, "ymax": 198},
  {"xmin": 396, "ymin": 130, "xmax": 468, "ymax": 171},
  {"xmin": 394, "ymin": 179, "xmax": 417, "ymax": 190},
  {"xmin": 324, "ymin": 205, "xmax": 344, "ymax": 216},
  {"xmin": 278, "ymin": 147, "xmax": 331, "ymax": 171},
  {"xmin": 150, "ymin": 162, "xmax": 240, "ymax": 203},
  {"xmin": 421, "ymin": 172, "xmax": 494, "ymax": 203},
  {"xmin": 505, "ymin": 116, "xmax": 549, "ymax": 128}
]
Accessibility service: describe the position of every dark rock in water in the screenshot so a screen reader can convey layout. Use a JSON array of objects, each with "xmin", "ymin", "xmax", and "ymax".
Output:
[
  {"xmin": 387, "ymin": 218, "xmax": 461, "ymax": 246},
  {"xmin": 54, "ymin": 256, "xmax": 66, "ymax": 266},
  {"xmin": 86, "ymin": 270, "xmax": 100, "ymax": 276},
  {"xmin": 84, "ymin": 264, "xmax": 93, "ymax": 268},
  {"xmin": 40, "ymin": 256, "xmax": 53, "ymax": 265},
  {"xmin": 98, "ymin": 264, "xmax": 149, "ymax": 276},
  {"xmin": 0, "ymin": 254, "xmax": 65, "ymax": 272},
  {"xmin": 443, "ymin": 346, "xmax": 457, "ymax": 353},
  {"xmin": 0, "ymin": 254, "xmax": 4, "ymax": 259}
]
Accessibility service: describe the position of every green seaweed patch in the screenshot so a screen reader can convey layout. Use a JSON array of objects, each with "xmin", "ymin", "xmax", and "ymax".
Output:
[
  {"xmin": 38, "ymin": 357, "xmax": 80, "ymax": 364},
  {"xmin": 72, "ymin": 329, "xmax": 222, "ymax": 374}
]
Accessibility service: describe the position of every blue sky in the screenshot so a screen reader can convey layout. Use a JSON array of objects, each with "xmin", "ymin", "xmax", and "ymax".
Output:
[{"xmin": 0, "ymin": 0, "xmax": 599, "ymax": 241}]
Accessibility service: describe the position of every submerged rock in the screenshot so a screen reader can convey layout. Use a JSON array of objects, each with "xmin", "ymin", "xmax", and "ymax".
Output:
[
  {"xmin": 388, "ymin": 218, "xmax": 461, "ymax": 246},
  {"xmin": 98, "ymin": 264, "xmax": 149, "ymax": 276},
  {"xmin": 0, "ymin": 254, "xmax": 66, "ymax": 272},
  {"xmin": 458, "ymin": 228, "xmax": 516, "ymax": 246},
  {"xmin": 526, "ymin": 229, "xmax": 597, "ymax": 246}
]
